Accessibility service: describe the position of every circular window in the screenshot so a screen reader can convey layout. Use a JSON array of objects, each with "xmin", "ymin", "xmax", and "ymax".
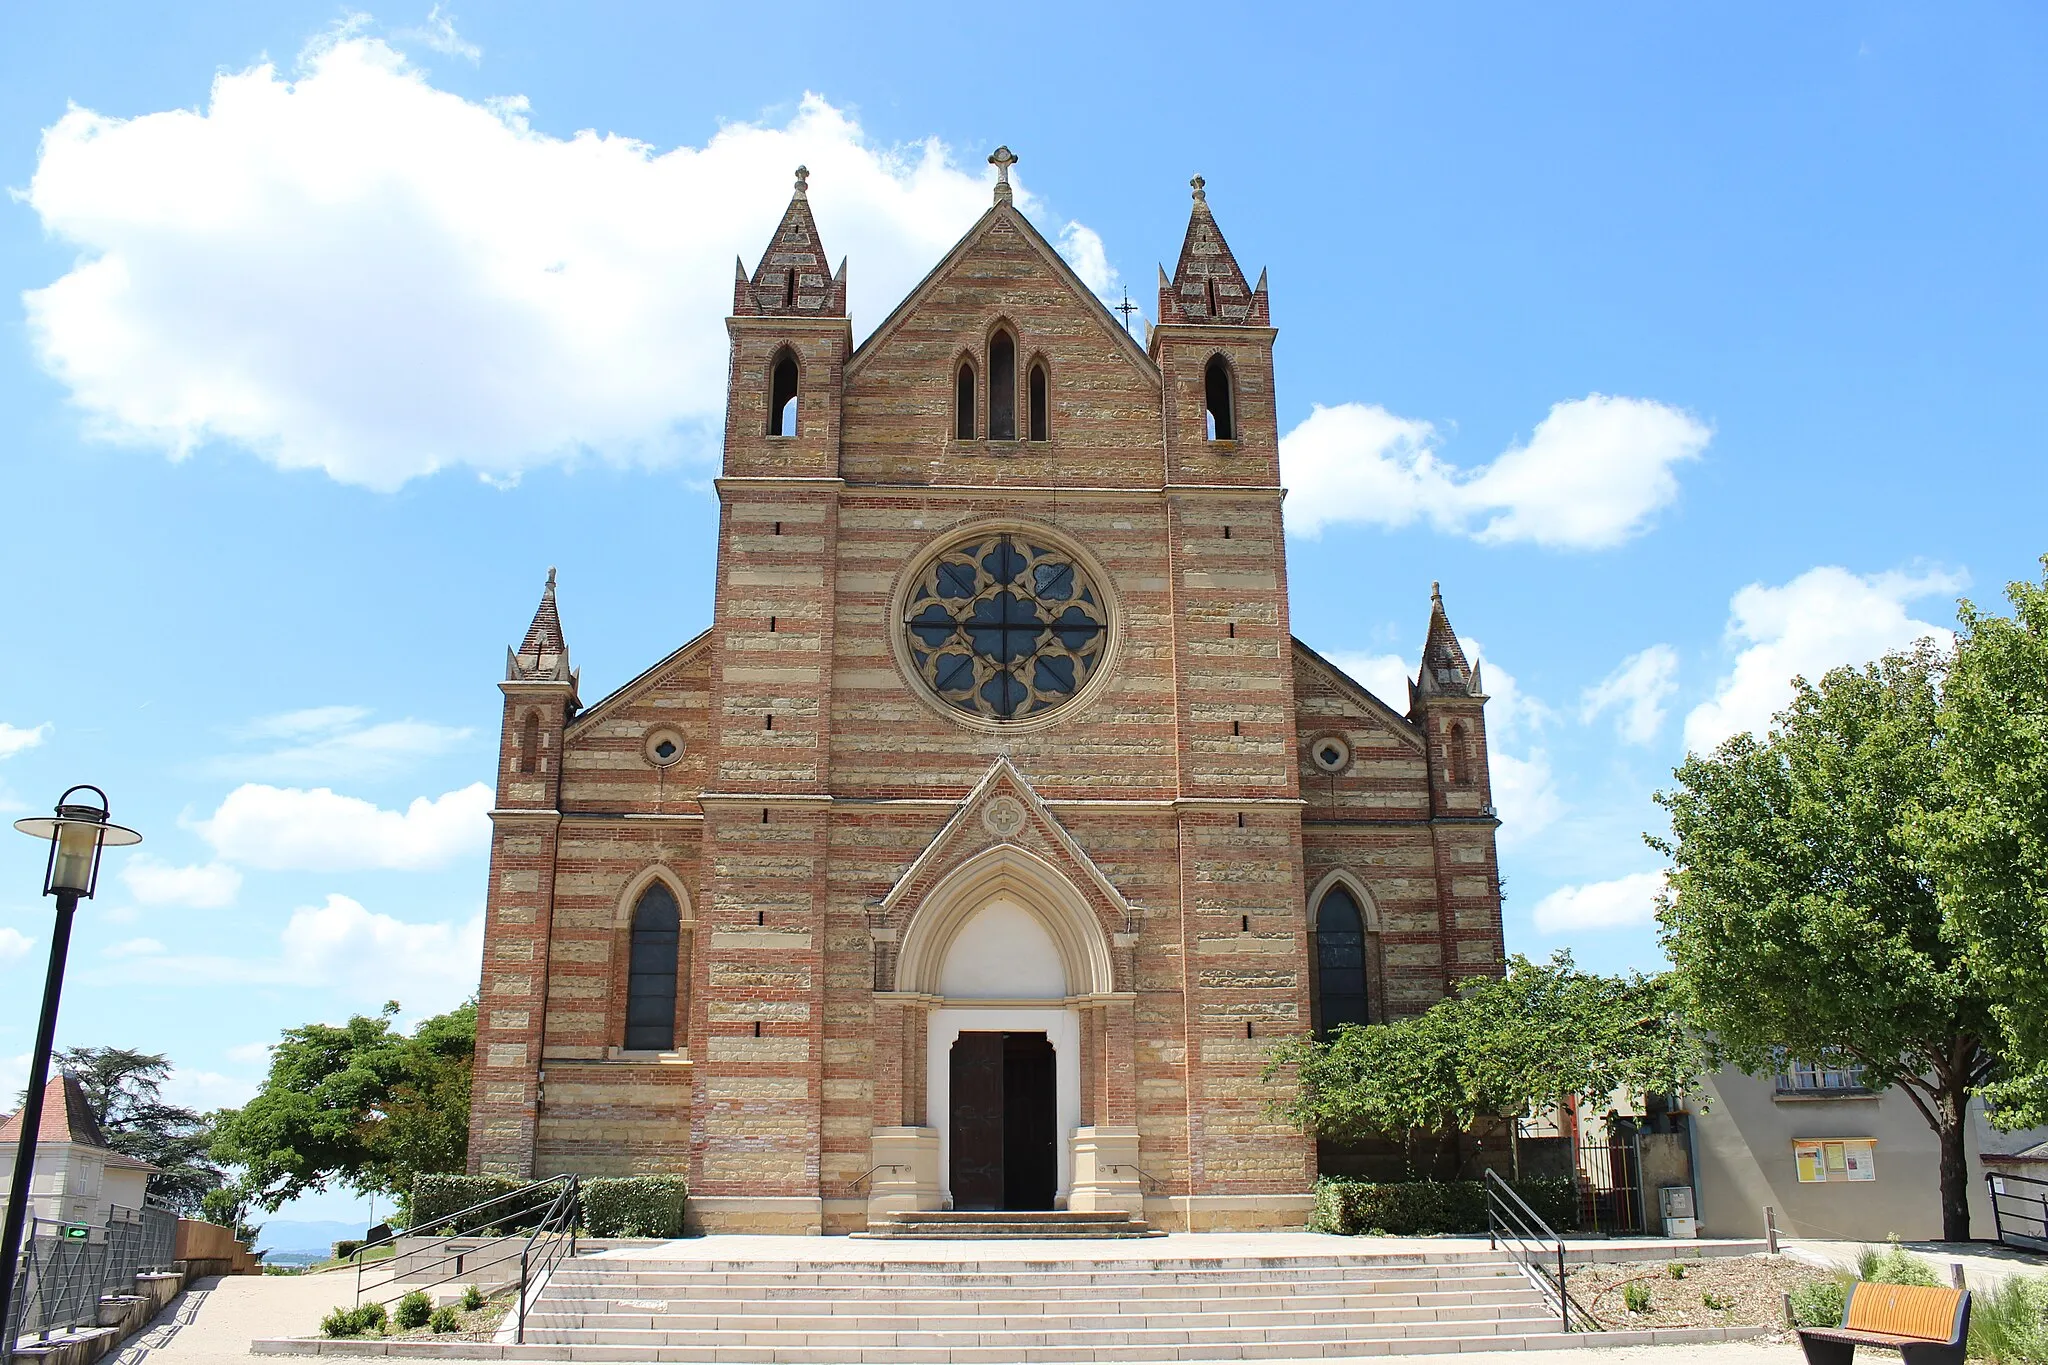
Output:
[
  {"xmin": 1310, "ymin": 735, "xmax": 1351, "ymax": 774},
  {"xmin": 900, "ymin": 531, "xmax": 1109, "ymax": 723},
  {"xmin": 644, "ymin": 729, "xmax": 685, "ymax": 768}
]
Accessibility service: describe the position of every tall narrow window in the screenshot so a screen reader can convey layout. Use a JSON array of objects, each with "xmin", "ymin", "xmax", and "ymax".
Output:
[
  {"xmin": 1204, "ymin": 354, "xmax": 1235, "ymax": 441},
  {"xmin": 624, "ymin": 883, "xmax": 681, "ymax": 1051},
  {"xmin": 956, "ymin": 361, "xmax": 977, "ymax": 440},
  {"xmin": 518, "ymin": 712, "xmax": 540, "ymax": 775},
  {"xmin": 1450, "ymin": 722, "xmax": 1472, "ymax": 785},
  {"xmin": 1314, "ymin": 886, "xmax": 1369, "ymax": 1034},
  {"xmin": 1028, "ymin": 361, "xmax": 1049, "ymax": 442},
  {"xmin": 768, "ymin": 351, "xmax": 799, "ymax": 437},
  {"xmin": 989, "ymin": 330, "xmax": 1016, "ymax": 440}
]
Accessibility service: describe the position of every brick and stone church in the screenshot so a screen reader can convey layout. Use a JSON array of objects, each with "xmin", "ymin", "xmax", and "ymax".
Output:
[{"xmin": 466, "ymin": 152, "xmax": 1506, "ymax": 1235}]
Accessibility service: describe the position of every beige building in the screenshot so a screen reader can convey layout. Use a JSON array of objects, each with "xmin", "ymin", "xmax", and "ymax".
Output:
[
  {"xmin": 0, "ymin": 1074, "xmax": 156, "ymax": 1228},
  {"xmin": 1693, "ymin": 1059, "xmax": 2044, "ymax": 1242}
]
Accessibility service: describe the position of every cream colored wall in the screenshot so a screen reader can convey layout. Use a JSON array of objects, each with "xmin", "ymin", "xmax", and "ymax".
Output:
[
  {"xmin": 1693, "ymin": 1065, "xmax": 2045, "ymax": 1242},
  {"xmin": 0, "ymin": 1142, "xmax": 148, "ymax": 1226}
]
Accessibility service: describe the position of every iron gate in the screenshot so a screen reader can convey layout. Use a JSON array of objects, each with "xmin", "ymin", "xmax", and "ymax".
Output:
[
  {"xmin": 1988, "ymin": 1171, "xmax": 2048, "ymax": 1252},
  {"xmin": 1575, "ymin": 1135, "xmax": 1646, "ymax": 1234}
]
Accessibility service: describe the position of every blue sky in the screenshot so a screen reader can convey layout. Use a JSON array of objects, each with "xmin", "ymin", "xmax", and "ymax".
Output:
[{"xmin": 1, "ymin": 4, "xmax": 2043, "ymax": 1224}]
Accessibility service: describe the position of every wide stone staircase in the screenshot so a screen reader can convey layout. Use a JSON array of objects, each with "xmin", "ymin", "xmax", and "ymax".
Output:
[
  {"xmin": 858, "ymin": 1209, "xmax": 1161, "ymax": 1239},
  {"xmin": 517, "ymin": 1246, "xmax": 1566, "ymax": 1362}
]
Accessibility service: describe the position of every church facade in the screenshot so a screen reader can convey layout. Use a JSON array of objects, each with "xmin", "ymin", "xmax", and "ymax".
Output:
[{"xmin": 465, "ymin": 155, "xmax": 1506, "ymax": 1235}]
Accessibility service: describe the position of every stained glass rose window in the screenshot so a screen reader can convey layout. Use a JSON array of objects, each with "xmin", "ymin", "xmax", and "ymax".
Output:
[{"xmin": 902, "ymin": 533, "xmax": 1108, "ymax": 722}]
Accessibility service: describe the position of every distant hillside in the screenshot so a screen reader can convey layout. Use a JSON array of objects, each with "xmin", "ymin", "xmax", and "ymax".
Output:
[{"xmin": 255, "ymin": 1218, "xmax": 370, "ymax": 1254}]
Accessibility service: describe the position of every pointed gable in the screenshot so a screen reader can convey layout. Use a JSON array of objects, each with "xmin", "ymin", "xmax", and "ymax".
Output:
[
  {"xmin": 0, "ymin": 1074, "xmax": 110, "ymax": 1149},
  {"xmin": 734, "ymin": 165, "xmax": 846, "ymax": 318},
  {"xmin": 1160, "ymin": 176, "xmax": 1269, "ymax": 326}
]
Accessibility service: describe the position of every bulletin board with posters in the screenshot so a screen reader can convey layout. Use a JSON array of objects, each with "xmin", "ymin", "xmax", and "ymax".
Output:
[{"xmin": 1794, "ymin": 1138, "xmax": 1877, "ymax": 1183}]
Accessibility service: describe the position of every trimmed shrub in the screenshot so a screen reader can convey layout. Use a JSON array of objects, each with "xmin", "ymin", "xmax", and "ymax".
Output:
[
  {"xmin": 331, "ymin": 1240, "xmax": 363, "ymax": 1261},
  {"xmin": 1789, "ymin": 1275, "xmax": 1851, "ymax": 1328},
  {"xmin": 320, "ymin": 1303, "xmax": 393, "ymax": 1338},
  {"xmin": 429, "ymin": 1307, "xmax": 462, "ymax": 1335},
  {"xmin": 354, "ymin": 1302, "xmax": 387, "ymax": 1336},
  {"xmin": 1310, "ymin": 1176, "xmax": 1577, "ymax": 1236},
  {"xmin": 583, "ymin": 1176, "xmax": 689, "ymax": 1238},
  {"xmin": 1858, "ymin": 1241, "xmax": 1942, "ymax": 1287},
  {"xmin": 409, "ymin": 1174, "xmax": 550, "ymax": 1234},
  {"xmin": 319, "ymin": 1307, "xmax": 355, "ymax": 1338},
  {"xmin": 395, "ymin": 1291, "xmax": 433, "ymax": 1331},
  {"xmin": 460, "ymin": 1284, "xmax": 486, "ymax": 1311}
]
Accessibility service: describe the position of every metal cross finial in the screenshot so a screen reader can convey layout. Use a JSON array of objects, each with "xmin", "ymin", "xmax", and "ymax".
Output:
[
  {"xmin": 1114, "ymin": 289, "xmax": 1138, "ymax": 333},
  {"xmin": 1190, "ymin": 174, "xmax": 1207, "ymax": 202},
  {"xmin": 989, "ymin": 145, "xmax": 1017, "ymax": 202},
  {"xmin": 793, "ymin": 165, "xmax": 809, "ymax": 197}
]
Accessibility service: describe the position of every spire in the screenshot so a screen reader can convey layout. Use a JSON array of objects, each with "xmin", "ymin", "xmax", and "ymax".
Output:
[
  {"xmin": 508, "ymin": 567, "xmax": 576, "ymax": 686},
  {"xmin": 733, "ymin": 165, "xmax": 846, "ymax": 318},
  {"xmin": 1161, "ymin": 174, "xmax": 1268, "ymax": 326},
  {"xmin": 1414, "ymin": 581, "xmax": 1476, "ymax": 700}
]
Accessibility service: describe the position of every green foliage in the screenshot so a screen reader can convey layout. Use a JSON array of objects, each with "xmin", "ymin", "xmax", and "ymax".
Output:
[
  {"xmin": 1857, "ymin": 1241, "xmax": 1942, "ymax": 1287},
  {"xmin": 1667, "ymin": 1262, "xmax": 1687, "ymax": 1279},
  {"xmin": 210, "ymin": 1000, "xmax": 475, "ymax": 1210},
  {"xmin": 1968, "ymin": 1273, "xmax": 2048, "ymax": 1365},
  {"xmin": 1655, "ymin": 643, "xmax": 1999, "ymax": 1239},
  {"xmin": 582, "ymin": 1176, "xmax": 689, "ymax": 1237},
  {"xmin": 1917, "ymin": 560, "xmax": 2048, "ymax": 1127},
  {"xmin": 429, "ymin": 1307, "xmax": 461, "ymax": 1335},
  {"xmin": 408, "ymin": 1174, "xmax": 550, "ymax": 1233},
  {"xmin": 24, "ymin": 1047, "xmax": 223, "ymax": 1213},
  {"xmin": 395, "ymin": 1291, "xmax": 432, "ymax": 1331},
  {"xmin": 1309, "ymin": 1176, "xmax": 1574, "ymax": 1236},
  {"xmin": 1622, "ymin": 1282, "xmax": 1653, "ymax": 1314},
  {"xmin": 332, "ymin": 1240, "xmax": 364, "ymax": 1260},
  {"xmin": 1701, "ymin": 1290, "xmax": 1732, "ymax": 1311},
  {"xmin": 1265, "ymin": 954, "xmax": 1706, "ymax": 1175},
  {"xmin": 460, "ymin": 1285, "xmax": 485, "ymax": 1312},
  {"xmin": 1789, "ymin": 1275, "xmax": 1850, "ymax": 1328},
  {"xmin": 319, "ymin": 1302, "xmax": 389, "ymax": 1338}
]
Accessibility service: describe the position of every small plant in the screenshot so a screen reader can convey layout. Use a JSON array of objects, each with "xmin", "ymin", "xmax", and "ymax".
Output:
[
  {"xmin": 1969, "ymin": 1273, "xmax": 2048, "ymax": 1365},
  {"xmin": 429, "ymin": 1307, "xmax": 461, "ymax": 1335},
  {"xmin": 1622, "ymin": 1281, "xmax": 1653, "ymax": 1314},
  {"xmin": 319, "ymin": 1303, "xmax": 389, "ymax": 1338},
  {"xmin": 1701, "ymin": 1290, "xmax": 1733, "ymax": 1311},
  {"xmin": 395, "ymin": 1291, "xmax": 432, "ymax": 1331},
  {"xmin": 461, "ymin": 1284, "xmax": 485, "ymax": 1311},
  {"xmin": 1667, "ymin": 1262, "xmax": 1687, "ymax": 1280},
  {"xmin": 1789, "ymin": 1275, "xmax": 1851, "ymax": 1328},
  {"xmin": 1858, "ymin": 1238, "xmax": 1942, "ymax": 1287},
  {"xmin": 353, "ymin": 1302, "xmax": 388, "ymax": 1336},
  {"xmin": 319, "ymin": 1307, "xmax": 355, "ymax": 1339}
]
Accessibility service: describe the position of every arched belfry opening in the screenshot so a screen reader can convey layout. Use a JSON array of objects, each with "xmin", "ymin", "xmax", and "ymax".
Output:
[
  {"xmin": 1204, "ymin": 354, "xmax": 1235, "ymax": 441},
  {"xmin": 768, "ymin": 349, "xmax": 800, "ymax": 437}
]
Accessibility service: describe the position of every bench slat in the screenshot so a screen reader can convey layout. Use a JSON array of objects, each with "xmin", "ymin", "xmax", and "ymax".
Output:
[{"xmin": 1842, "ymin": 1281, "xmax": 1966, "ymax": 1344}]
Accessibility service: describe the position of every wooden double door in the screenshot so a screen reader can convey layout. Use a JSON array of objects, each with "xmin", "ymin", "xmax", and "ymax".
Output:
[{"xmin": 948, "ymin": 1032, "xmax": 1057, "ymax": 1211}]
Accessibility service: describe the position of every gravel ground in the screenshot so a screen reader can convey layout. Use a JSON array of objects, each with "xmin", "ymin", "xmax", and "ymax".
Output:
[{"xmin": 1569, "ymin": 1253, "xmax": 1821, "ymax": 1333}]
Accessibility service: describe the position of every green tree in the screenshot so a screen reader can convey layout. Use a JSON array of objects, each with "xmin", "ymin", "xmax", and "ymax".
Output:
[
  {"xmin": 209, "ymin": 999, "xmax": 475, "ymax": 1212},
  {"xmin": 1655, "ymin": 643, "xmax": 1998, "ymax": 1241},
  {"xmin": 27, "ymin": 1046, "xmax": 223, "ymax": 1213},
  {"xmin": 1264, "ymin": 953, "xmax": 1705, "ymax": 1176},
  {"xmin": 1918, "ymin": 559, "xmax": 2048, "ymax": 1125}
]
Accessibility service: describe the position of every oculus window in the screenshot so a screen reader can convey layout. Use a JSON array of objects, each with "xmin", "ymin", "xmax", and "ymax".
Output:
[{"xmin": 902, "ymin": 532, "xmax": 1108, "ymax": 722}]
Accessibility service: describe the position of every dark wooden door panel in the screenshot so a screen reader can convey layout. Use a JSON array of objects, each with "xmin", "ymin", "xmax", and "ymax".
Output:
[
  {"xmin": 949, "ymin": 1032, "xmax": 1005, "ymax": 1210},
  {"xmin": 1003, "ymin": 1032, "xmax": 1057, "ymax": 1211}
]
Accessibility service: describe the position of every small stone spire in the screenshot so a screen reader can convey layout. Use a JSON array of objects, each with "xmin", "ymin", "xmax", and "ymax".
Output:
[
  {"xmin": 1415, "ymin": 583, "xmax": 1475, "ymax": 699},
  {"xmin": 1160, "ymin": 174, "xmax": 1267, "ymax": 326},
  {"xmin": 733, "ymin": 166, "xmax": 846, "ymax": 317},
  {"xmin": 989, "ymin": 146, "xmax": 1018, "ymax": 205},
  {"xmin": 508, "ymin": 567, "xmax": 576, "ymax": 687}
]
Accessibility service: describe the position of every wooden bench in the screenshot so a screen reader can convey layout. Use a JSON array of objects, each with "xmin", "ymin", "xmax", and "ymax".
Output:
[{"xmin": 1797, "ymin": 1281, "xmax": 1970, "ymax": 1365}]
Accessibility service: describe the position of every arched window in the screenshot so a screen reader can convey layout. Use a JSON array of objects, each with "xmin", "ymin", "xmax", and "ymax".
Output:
[
  {"xmin": 518, "ymin": 712, "xmax": 540, "ymax": 775},
  {"xmin": 1315, "ymin": 885, "xmax": 1369, "ymax": 1034},
  {"xmin": 989, "ymin": 330, "xmax": 1017, "ymax": 440},
  {"xmin": 1028, "ymin": 360, "xmax": 1049, "ymax": 442},
  {"xmin": 1204, "ymin": 354, "xmax": 1235, "ymax": 441},
  {"xmin": 768, "ymin": 350, "xmax": 799, "ymax": 438},
  {"xmin": 1450, "ymin": 722, "xmax": 1473, "ymax": 785},
  {"xmin": 956, "ymin": 361, "xmax": 977, "ymax": 440},
  {"xmin": 624, "ymin": 883, "xmax": 681, "ymax": 1051}
]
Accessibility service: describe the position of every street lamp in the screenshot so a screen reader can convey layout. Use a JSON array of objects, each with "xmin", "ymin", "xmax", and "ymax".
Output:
[{"xmin": 2, "ymin": 787, "xmax": 140, "ymax": 1338}]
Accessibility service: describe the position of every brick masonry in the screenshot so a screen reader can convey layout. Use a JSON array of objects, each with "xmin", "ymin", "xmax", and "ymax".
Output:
[{"xmin": 464, "ymin": 165, "xmax": 1507, "ymax": 1232}]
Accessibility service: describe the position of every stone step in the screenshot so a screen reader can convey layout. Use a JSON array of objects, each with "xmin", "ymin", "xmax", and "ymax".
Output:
[
  {"xmin": 526, "ymin": 1300, "xmax": 1545, "ymax": 1334},
  {"xmin": 546, "ymin": 1262, "xmax": 1525, "ymax": 1289},
  {"xmin": 531, "ymin": 1287, "xmax": 1544, "ymax": 1318},
  {"xmin": 860, "ymin": 1210, "xmax": 1159, "ymax": 1240}
]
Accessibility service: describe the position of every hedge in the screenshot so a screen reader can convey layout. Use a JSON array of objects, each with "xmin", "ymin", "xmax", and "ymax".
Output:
[
  {"xmin": 408, "ymin": 1175, "xmax": 553, "ymax": 1234},
  {"xmin": 583, "ymin": 1176, "xmax": 689, "ymax": 1238},
  {"xmin": 1311, "ymin": 1176, "xmax": 1577, "ymax": 1236}
]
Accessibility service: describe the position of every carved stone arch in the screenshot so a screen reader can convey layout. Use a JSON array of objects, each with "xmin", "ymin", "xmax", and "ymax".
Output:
[
  {"xmin": 615, "ymin": 863, "xmax": 695, "ymax": 928},
  {"xmin": 893, "ymin": 843, "xmax": 1117, "ymax": 998},
  {"xmin": 1306, "ymin": 867, "xmax": 1381, "ymax": 933}
]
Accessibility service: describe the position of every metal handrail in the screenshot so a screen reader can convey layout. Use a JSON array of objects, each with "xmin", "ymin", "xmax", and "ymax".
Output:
[
  {"xmin": 1484, "ymin": 1170, "xmax": 1595, "ymax": 1333},
  {"xmin": 846, "ymin": 1164, "xmax": 907, "ymax": 1195},
  {"xmin": 1987, "ymin": 1169, "xmax": 2048, "ymax": 1251},
  {"xmin": 347, "ymin": 1174, "xmax": 578, "ymax": 1316},
  {"xmin": 514, "ymin": 1176, "xmax": 580, "ymax": 1344},
  {"xmin": 1102, "ymin": 1164, "xmax": 1171, "ymax": 1193}
]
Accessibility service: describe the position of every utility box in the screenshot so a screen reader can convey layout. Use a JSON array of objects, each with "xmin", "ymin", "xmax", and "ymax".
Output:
[{"xmin": 1659, "ymin": 1185, "xmax": 1697, "ymax": 1237}]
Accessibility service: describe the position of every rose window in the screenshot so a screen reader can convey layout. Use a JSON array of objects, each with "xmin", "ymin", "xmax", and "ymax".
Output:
[{"xmin": 902, "ymin": 533, "xmax": 1108, "ymax": 722}]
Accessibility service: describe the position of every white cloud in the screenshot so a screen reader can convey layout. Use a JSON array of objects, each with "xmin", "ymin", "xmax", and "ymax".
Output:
[
  {"xmin": 395, "ymin": 6, "xmax": 481, "ymax": 63},
  {"xmin": 163, "ymin": 1067, "xmax": 260, "ymax": 1110},
  {"xmin": 1581, "ymin": 644, "xmax": 1680, "ymax": 744},
  {"xmin": 0, "ymin": 722, "xmax": 51, "ymax": 760},
  {"xmin": 106, "ymin": 937, "xmax": 167, "ymax": 957},
  {"xmin": 1056, "ymin": 221, "xmax": 1120, "ymax": 302},
  {"xmin": 1683, "ymin": 566, "xmax": 1962, "ymax": 754},
  {"xmin": 194, "ymin": 782, "xmax": 492, "ymax": 871},
  {"xmin": 23, "ymin": 39, "xmax": 1074, "ymax": 489},
  {"xmin": 0, "ymin": 928, "xmax": 33, "ymax": 964},
  {"xmin": 1532, "ymin": 870, "xmax": 1669, "ymax": 934},
  {"xmin": 225, "ymin": 1041, "xmax": 273, "ymax": 1065},
  {"xmin": 1280, "ymin": 395, "xmax": 1709, "ymax": 549},
  {"xmin": 218, "ymin": 706, "xmax": 471, "ymax": 780},
  {"xmin": 1324, "ymin": 651, "xmax": 1414, "ymax": 709},
  {"xmin": 120, "ymin": 857, "xmax": 242, "ymax": 909}
]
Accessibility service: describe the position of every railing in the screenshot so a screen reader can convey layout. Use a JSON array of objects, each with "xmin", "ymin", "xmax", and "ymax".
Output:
[
  {"xmin": 1987, "ymin": 1170, "xmax": 2048, "ymax": 1252},
  {"xmin": 345, "ymin": 1174, "xmax": 580, "ymax": 1345},
  {"xmin": 3, "ymin": 1204, "xmax": 181, "ymax": 1347},
  {"xmin": 1484, "ymin": 1170, "xmax": 1594, "ymax": 1334}
]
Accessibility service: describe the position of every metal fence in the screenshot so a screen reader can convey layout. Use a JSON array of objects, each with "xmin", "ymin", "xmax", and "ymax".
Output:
[
  {"xmin": 3, "ymin": 1204, "xmax": 179, "ymax": 1348},
  {"xmin": 1988, "ymin": 1170, "xmax": 2048, "ymax": 1252},
  {"xmin": 1574, "ymin": 1135, "xmax": 1646, "ymax": 1234}
]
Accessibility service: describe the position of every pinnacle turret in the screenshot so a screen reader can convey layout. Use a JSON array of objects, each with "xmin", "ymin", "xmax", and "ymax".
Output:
[
  {"xmin": 733, "ymin": 166, "xmax": 847, "ymax": 318},
  {"xmin": 508, "ymin": 567, "xmax": 576, "ymax": 688},
  {"xmin": 1413, "ymin": 582, "xmax": 1481, "ymax": 702},
  {"xmin": 1158, "ymin": 175, "xmax": 1269, "ymax": 326}
]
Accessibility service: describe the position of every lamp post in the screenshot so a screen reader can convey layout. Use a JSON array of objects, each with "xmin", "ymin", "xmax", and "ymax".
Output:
[{"xmin": 2, "ymin": 787, "xmax": 141, "ymax": 1338}]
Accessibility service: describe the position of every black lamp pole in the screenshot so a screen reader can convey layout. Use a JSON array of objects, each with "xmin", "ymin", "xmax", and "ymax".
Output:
[{"xmin": 2, "ymin": 788, "xmax": 140, "ymax": 1342}]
